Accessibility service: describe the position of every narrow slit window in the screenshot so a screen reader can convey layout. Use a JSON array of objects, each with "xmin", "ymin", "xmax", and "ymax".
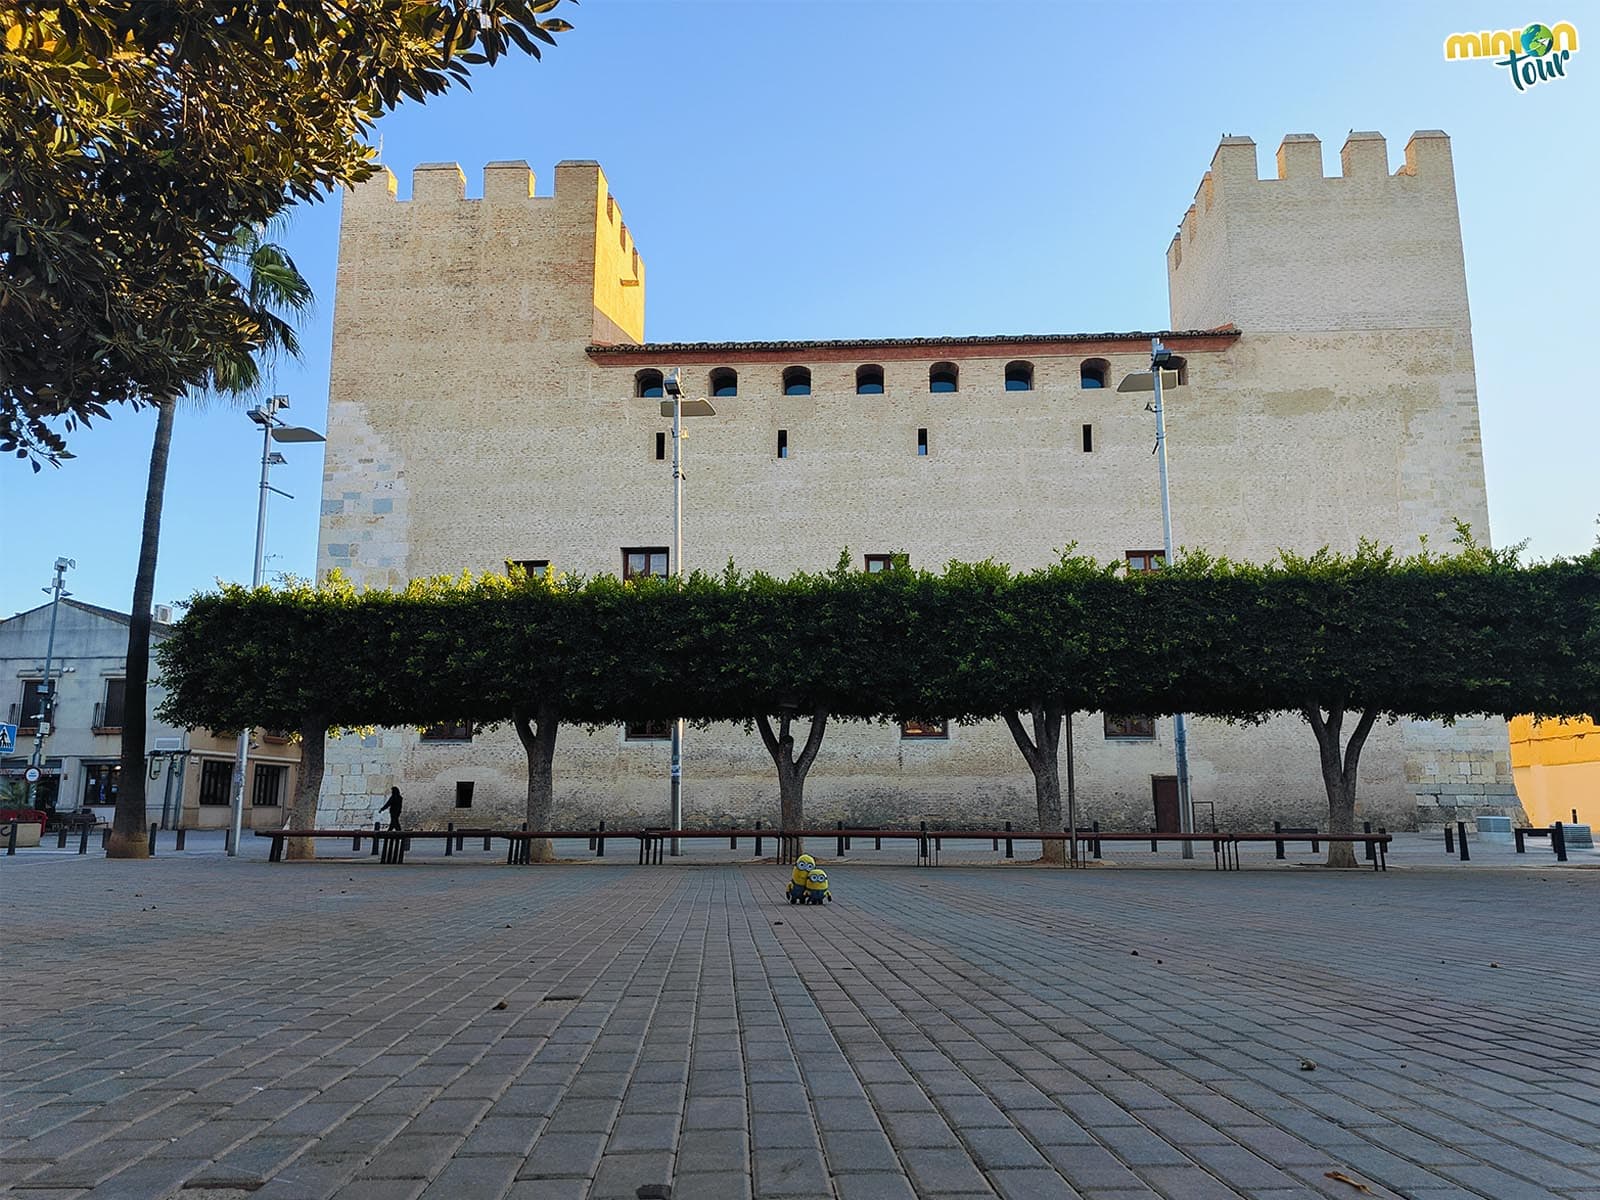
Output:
[
  {"xmin": 777, "ymin": 429, "xmax": 789, "ymax": 458},
  {"xmin": 1082, "ymin": 423, "xmax": 1093, "ymax": 453},
  {"xmin": 655, "ymin": 431, "xmax": 666, "ymax": 460},
  {"xmin": 917, "ymin": 428, "xmax": 928, "ymax": 456}
]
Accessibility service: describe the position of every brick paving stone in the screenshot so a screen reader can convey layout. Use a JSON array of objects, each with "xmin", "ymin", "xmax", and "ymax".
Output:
[{"xmin": 3, "ymin": 854, "xmax": 1599, "ymax": 1200}]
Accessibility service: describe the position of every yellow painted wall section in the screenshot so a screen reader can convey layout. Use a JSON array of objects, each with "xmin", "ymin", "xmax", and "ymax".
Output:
[
  {"xmin": 589, "ymin": 165, "xmax": 645, "ymax": 343},
  {"xmin": 1508, "ymin": 715, "xmax": 1600, "ymax": 828}
]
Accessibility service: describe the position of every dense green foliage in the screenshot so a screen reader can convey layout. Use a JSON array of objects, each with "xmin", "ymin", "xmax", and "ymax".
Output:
[
  {"xmin": 160, "ymin": 545, "xmax": 1600, "ymax": 742},
  {"xmin": 1, "ymin": 1, "xmax": 571, "ymax": 464}
]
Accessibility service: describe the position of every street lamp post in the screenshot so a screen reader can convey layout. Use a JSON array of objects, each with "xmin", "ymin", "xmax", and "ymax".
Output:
[
  {"xmin": 26, "ymin": 557, "xmax": 74, "ymax": 812},
  {"xmin": 1119, "ymin": 338, "xmax": 1196, "ymax": 858},
  {"xmin": 226, "ymin": 395, "xmax": 325, "ymax": 857},
  {"xmin": 660, "ymin": 369, "xmax": 715, "ymax": 857}
]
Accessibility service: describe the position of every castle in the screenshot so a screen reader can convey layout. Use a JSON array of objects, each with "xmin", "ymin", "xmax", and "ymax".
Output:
[{"xmin": 314, "ymin": 130, "xmax": 1522, "ymax": 833}]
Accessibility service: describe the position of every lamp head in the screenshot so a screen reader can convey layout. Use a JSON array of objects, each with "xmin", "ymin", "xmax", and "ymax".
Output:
[
  {"xmin": 53, "ymin": 557, "xmax": 75, "ymax": 572},
  {"xmin": 662, "ymin": 367, "xmax": 683, "ymax": 398}
]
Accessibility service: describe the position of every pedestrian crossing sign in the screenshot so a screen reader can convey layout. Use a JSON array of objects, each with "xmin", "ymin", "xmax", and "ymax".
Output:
[{"xmin": 0, "ymin": 724, "xmax": 16, "ymax": 753}]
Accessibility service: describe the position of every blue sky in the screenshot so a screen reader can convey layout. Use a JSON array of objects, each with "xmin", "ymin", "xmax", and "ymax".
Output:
[{"xmin": 5, "ymin": 0, "xmax": 1596, "ymax": 617}]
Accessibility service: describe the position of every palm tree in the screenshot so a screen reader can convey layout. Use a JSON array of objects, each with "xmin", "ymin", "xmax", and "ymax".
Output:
[{"xmin": 107, "ymin": 228, "xmax": 313, "ymax": 858}]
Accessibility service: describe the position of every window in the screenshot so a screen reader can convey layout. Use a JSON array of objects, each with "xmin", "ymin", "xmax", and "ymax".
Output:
[
  {"xmin": 1080, "ymin": 359, "xmax": 1108, "ymax": 389},
  {"xmin": 709, "ymin": 368, "xmax": 738, "ymax": 398},
  {"xmin": 864, "ymin": 554, "xmax": 899, "ymax": 573},
  {"xmin": 655, "ymin": 431, "xmax": 667, "ymax": 461},
  {"xmin": 1166, "ymin": 356, "xmax": 1188, "ymax": 386},
  {"xmin": 421, "ymin": 720, "xmax": 474, "ymax": 742},
  {"xmin": 199, "ymin": 760, "xmax": 234, "ymax": 806},
  {"xmin": 1104, "ymin": 714, "xmax": 1156, "ymax": 740},
  {"xmin": 1125, "ymin": 550, "xmax": 1166, "ymax": 573},
  {"xmin": 455, "ymin": 781, "xmax": 475, "ymax": 808},
  {"xmin": 97, "ymin": 679, "xmax": 126, "ymax": 730},
  {"xmin": 1004, "ymin": 361, "xmax": 1034, "ymax": 391},
  {"xmin": 856, "ymin": 364, "xmax": 885, "ymax": 394},
  {"xmin": 917, "ymin": 427, "xmax": 928, "ymax": 456},
  {"xmin": 782, "ymin": 366, "xmax": 811, "ymax": 396},
  {"xmin": 1081, "ymin": 424, "xmax": 1094, "ymax": 453},
  {"xmin": 635, "ymin": 369, "xmax": 664, "ymax": 399},
  {"xmin": 622, "ymin": 547, "xmax": 669, "ymax": 580},
  {"xmin": 900, "ymin": 719, "xmax": 948, "ymax": 739},
  {"xmin": 777, "ymin": 429, "xmax": 789, "ymax": 459},
  {"xmin": 18, "ymin": 679, "xmax": 49, "ymax": 731},
  {"xmin": 929, "ymin": 362, "xmax": 959, "ymax": 393},
  {"xmin": 82, "ymin": 763, "xmax": 120, "ymax": 807},
  {"xmin": 252, "ymin": 763, "xmax": 286, "ymax": 807},
  {"xmin": 508, "ymin": 559, "xmax": 550, "ymax": 577},
  {"xmin": 626, "ymin": 719, "xmax": 671, "ymax": 741}
]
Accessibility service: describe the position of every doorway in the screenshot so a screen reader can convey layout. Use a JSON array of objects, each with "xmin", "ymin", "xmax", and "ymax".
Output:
[{"xmin": 1152, "ymin": 775, "xmax": 1180, "ymax": 833}]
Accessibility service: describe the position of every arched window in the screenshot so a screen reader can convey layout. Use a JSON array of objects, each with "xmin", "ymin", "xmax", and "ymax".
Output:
[
  {"xmin": 929, "ymin": 362, "xmax": 959, "ymax": 393},
  {"xmin": 782, "ymin": 366, "xmax": 812, "ymax": 396},
  {"xmin": 1004, "ymin": 361, "xmax": 1034, "ymax": 391},
  {"xmin": 1166, "ymin": 356, "xmax": 1188, "ymax": 386},
  {"xmin": 709, "ymin": 368, "xmax": 738, "ymax": 398},
  {"xmin": 1080, "ymin": 359, "xmax": 1108, "ymax": 389},
  {"xmin": 635, "ymin": 368, "xmax": 664, "ymax": 398},
  {"xmin": 855, "ymin": 365, "xmax": 885, "ymax": 394}
]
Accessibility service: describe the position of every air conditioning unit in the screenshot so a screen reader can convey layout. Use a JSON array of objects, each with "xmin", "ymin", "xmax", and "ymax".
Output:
[
  {"xmin": 153, "ymin": 604, "xmax": 174, "ymax": 625},
  {"xmin": 154, "ymin": 737, "xmax": 183, "ymax": 752}
]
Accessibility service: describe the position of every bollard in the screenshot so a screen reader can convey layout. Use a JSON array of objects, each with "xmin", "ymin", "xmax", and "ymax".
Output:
[
  {"xmin": 597, "ymin": 820, "xmax": 606, "ymax": 858},
  {"xmin": 1005, "ymin": 820, "xmax": 1014, "ymax": 859},
  {"xmin": 455, "ymin": 829, "xmax": 464, "ymax": 851},
  {"xmin": 992, "ymin": 831, "xmax": 999, "ymax": 852},
  {"xmin": 755, "ymin": 819, "xmax": 763, "ymax": 858},
  {"xmin": 175, "ymin": 827, "xmax": 186, "ymax": 851},
  {"xmin": 1444, "ymin": 823, "xmax": 1454, "ymax": 853},
  {"xmin": 1274, "ymin": 820, "xmax": 1285, "ymax": 860},
  {"xmin": 919, "ymin": 820, "xmax": 929, "ymax": 863},
  {"xmin": 1552, "ymin": 822, "xmax": 1568, "ymax": 862},
  {"xmin": 1514, "ymin": 827, "xmax": 1525, "ymax": 853},
  {"xmin": 78, "ymin": 823, "xmax": 90, "ymax": 855},
  {"xmin": 837, "ymin": 820, "xmax": 845, "ymax": 858},
  {"xmin": 1149, "ymin": 826, "xmax": 1158, "ymax": 853},
  {"xmin": 874, "ymin": 834, "xmax": 881, "ymax": 850},
  {"xmin": 101, "ymin": 826, "xmax": 110, "ymax": 849},
  {"xmin": 1457, "ymin": 820, "xmax": 1469, "ymax": 862},
  {"xmin": 445, "ymin": 822, "xmax": 454, "ymax": 857},
  {"xmin": 5, "ymin": 822, "xmax": 15, "ymax": 855},
  {"xmin": 352, "ymin": 830, "xmax": 362, "ymax": 851},
  {"xmin": 58, "ymin": 824, "xmax": 68, "ymax": 848},
  {"xmin": 483, "ymin": 833, "xmax": 491, "ymax": 851},
  {"xmin": 729, "ymin": 829, "xmax": 736, "ymax": 850},
  {"xmin": 1363, "ymin": 821, "xmax": 1374, "ymax": 862},
  {"xmin": 149, "ymin": 823, "xmax": 158, "ymax": 855},
  {"xmin": 1091, "ymin": 820, "xmax": 1102, "ymax": 860}
]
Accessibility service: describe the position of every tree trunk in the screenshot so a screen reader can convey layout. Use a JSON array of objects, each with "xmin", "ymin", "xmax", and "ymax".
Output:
[
  {"xmin": 109, "ymin": 402, "xmax": 175, "ymax": 858},
  {"xmin": 1303, "ymin": 705, "xmax": 1378, "ymax": 868},
  {"xmin": 284, "ymin": 717, "xmax": 326, "ymax": 861},
  {"xmin": 513, "ymin": 702, "xmax": 559, "ymax": 862},
  {"xmin": 757, "ymin": 707, "xmax": 828, "ymax": 860},
  {"xmin": 1003, "ymin": 703, "xmax": 1067, "ymax": 864}
]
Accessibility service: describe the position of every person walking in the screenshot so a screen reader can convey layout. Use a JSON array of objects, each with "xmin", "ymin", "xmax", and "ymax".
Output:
[{"xmin": 378, "ymin": 786, "xmax": 403, "ymax": 831}]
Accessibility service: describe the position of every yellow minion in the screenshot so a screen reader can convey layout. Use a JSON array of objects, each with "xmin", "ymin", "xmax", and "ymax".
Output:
[
  {"xmin": 787, "ymin": 854, "xmax": 817, "ymax": 904},
  {"xmin": 803, "ymin": 867, "xmax": 832, "ymax": 903}
]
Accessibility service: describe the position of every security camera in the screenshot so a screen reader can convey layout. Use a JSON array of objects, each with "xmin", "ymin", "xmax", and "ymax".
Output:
[{"xmin": 662, "ymin": 368, "xmax": 683, "ymax": 398}]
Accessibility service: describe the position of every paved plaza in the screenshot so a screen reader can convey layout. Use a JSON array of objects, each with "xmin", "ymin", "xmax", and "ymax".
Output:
[{"xmin": 2, "ymin": 844, "xmax": 1597, "ymax": 1200}]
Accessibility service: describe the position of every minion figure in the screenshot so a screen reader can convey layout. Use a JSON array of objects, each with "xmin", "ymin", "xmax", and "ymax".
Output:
[
  {"xmin": 787, "ymin": 854, "xmax": 816, "ymax": 904},
  {"xmin": 803, "ymin": 867, "xmax": 832, "ymax": 904}
]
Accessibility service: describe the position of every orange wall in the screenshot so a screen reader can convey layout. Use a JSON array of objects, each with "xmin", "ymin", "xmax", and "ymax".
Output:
[{"xmin": 1508, "ymin": 715, "xmax": 1599, "ymax": 828}]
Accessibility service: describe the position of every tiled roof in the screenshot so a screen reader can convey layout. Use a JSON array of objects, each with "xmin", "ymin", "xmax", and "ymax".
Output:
[{"xmin": 587, "ymin": 328, "xmax": 1239, "ymax": 357}]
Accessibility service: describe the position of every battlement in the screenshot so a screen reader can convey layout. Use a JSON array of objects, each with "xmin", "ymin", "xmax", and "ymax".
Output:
[
  {"xmin": 1166, "ymin": 131, "xmax": 1469, "ymax": 333},
  {"xmin": 340, "ymin": 158, "xmax": 645, "ymax": 344}
]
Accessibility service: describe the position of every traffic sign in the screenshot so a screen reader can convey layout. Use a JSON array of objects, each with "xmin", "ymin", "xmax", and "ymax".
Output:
[
  {"xmin": 0, "ymin": 723, "xmax": 15, "ymax": 753},
  {"xmin": 24, "ymin": 766, "xmax": 42, "ymax": 783}
]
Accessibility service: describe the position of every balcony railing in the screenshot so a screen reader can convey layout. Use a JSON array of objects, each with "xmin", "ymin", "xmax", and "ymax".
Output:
[{"xmin": 92, "ymin": 702, "xmax": 124, "ymax": 734}]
